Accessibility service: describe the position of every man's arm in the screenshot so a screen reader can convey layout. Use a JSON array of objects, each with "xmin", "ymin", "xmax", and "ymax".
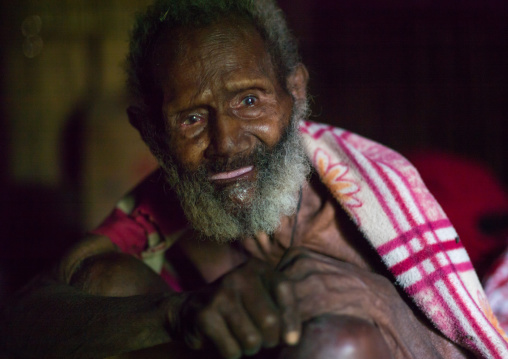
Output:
[
  {"xmin": 278, "ymin": 247, "xmax": 474, "ymax": 359},
  {"xmin": 1, "ymin": 235, "xmax": 301, "ymax": 359},
  {"xmin": 1, "ymin": 235, "xmax": 177, "ymax": 358}
]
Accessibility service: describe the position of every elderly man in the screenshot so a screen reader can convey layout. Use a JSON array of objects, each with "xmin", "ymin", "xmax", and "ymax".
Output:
[{"xmin": 2, "ymin": 1, "xmax": 507, "ymax": 358}]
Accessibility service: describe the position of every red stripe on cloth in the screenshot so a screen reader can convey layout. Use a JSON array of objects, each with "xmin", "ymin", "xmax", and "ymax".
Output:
[
  {"xmin": 335, "ymin": 135, "xmax": 405, "ymax": 236},
  {"xmin": 341, "ymin": 138, "xmax": 488, "ymax": 354},
  {"xmin": 384, "ymin": 161, "xmax": 505, "ymax": 357},
  {"xmin": 336, "ymin": 137, "xmax": 460, "ymax": 335},
  {"xmin": 337, "ymin": 135, "xmax": 505, "ymax": 356},
  {"xmin": 377, "ymin": 220, "xmax": 452, "ymax": 256},
  {"xmin": 404, "ymin": 263, "xmax": 475, "ymax": 295},
  {"xmin": 368, "ymin": 159, "xmax": 478, "ymax": 345},
  {"xmin": 389, "ymin": 241, "xmax": 466, "ymax": 276}
]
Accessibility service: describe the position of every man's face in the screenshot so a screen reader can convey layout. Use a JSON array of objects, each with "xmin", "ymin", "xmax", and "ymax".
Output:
[{"xmin": 151, "ymin": 18, "xmax": 310, "ymax": 241}]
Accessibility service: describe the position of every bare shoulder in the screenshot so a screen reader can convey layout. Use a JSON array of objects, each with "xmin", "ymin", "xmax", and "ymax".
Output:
[
  {"xmin": 57, "ymin": 234, "xmax": 118, "ymax": 283},
  {"xmin": 295, "ymin": 173, "xmax": 375, "ymax": 270},
  {"xmin": 56, "ymin": 234, "xmax": 170, "ymax": 296}
]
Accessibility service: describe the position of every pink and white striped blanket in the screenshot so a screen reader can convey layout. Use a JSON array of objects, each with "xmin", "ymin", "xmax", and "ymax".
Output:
[
  {"xmin": 300, "ymin": 121, "xmax": 508, "ymax": 358},
  {"xmin": 93, "ymin": 120, "xmax": 508, "ymax": 358},
  {"xmin": 484, "ymin": 248, "xmax": 508, "ymax": 337}
]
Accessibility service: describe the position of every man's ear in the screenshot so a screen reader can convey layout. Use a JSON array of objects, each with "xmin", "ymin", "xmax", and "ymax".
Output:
[
  {"xmin": 127, "ymin": 105, "xmax": 145, "ymax": 132},
  {"xmin": 286, "ymin": 63, "xmax": 309, "ymax": 101}
]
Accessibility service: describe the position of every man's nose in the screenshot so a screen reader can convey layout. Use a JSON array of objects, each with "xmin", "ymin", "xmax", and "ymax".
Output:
[{"xmin": 204, "ymin": 112, "xmax": 252, "ymax": 159}]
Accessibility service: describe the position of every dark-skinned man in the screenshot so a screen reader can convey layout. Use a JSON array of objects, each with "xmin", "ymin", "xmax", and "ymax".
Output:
[{"xmin": 2, "ymin": 1, "xmax": 507, "ymax": 358}]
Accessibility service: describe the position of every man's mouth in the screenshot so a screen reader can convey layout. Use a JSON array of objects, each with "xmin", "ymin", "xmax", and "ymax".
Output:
[{"xmin": 209, "ymin": 165, "xmax": 254, "ymax": 182}]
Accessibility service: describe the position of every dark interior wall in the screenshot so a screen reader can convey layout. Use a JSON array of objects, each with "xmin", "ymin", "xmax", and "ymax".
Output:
[
  {"xmin": 0, "ymin": 0, "xmax": 154, "ymax": 300},
  {"xmin": 279, "ymin": 0, "xmax": 508, "ymax": 184}
]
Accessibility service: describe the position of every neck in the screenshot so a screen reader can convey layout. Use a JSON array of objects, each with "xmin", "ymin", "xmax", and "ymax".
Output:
[
  {"xmin": 176, "ymin": 171, "xmax": 373, "ymax": 285},
  {"xmin": 241, "ymin": 177, "xmax": 320, "ymax": 267},
  {"xmin": 243, "ymin": 171, "xmax": 374, "ymax": 270}
]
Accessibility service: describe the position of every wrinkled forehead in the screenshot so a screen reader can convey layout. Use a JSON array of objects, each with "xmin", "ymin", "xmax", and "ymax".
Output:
[{"xmin": 151, "ymin": 16, "xmax": 278, "ymax": 96}]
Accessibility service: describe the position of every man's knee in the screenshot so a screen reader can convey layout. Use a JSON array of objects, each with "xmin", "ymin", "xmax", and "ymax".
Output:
[{"xmin": 279, "ymin": 314, "xmax": 393, "ymax": 359}]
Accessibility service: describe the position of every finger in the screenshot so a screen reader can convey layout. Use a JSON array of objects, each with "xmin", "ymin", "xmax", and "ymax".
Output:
[
  {"xmin": 241, "ymin": 278, "xmax": 281, "ymax": 348},
  {"xmin": 254, "ymin": 232, "xmax": 272, "ymax": 255},
  {"xmin": 197, "ymin": 310, "xmax": 242, "ymax": 359},
  {"xmin": 273, "ymin": 279, "xmax": 301, "ymax": 346},
  {"xmin": 281, "ymin": 256, "xmax": 328, "ymax": 280},
  {"xmin": 183, "ymin": 330, "xmax": 204, "ymax": 351},
  {"xmin": 294, "ymin": 274, "xmax": 373, "ymax": 322},
  {"xmin": 276, "ymin": 246, "xmax": 313, "ymax": 272},
  {"xmin": 282, "ymin": 246, "xmax": 349, "ymax": 268},
  {"xmin": 222, "ymin": 305, "xmax": 262, "ymax": 355},
  {"xmin": 281, "ymin": 251, "xmax": 356, "ymax": 280},
  {"xmin": 295, "ymin": 273, "xmax": 328, "ymax": 297},
  {"xmin": 277, "ymin": 247, "xmax": 340, "ymax": 276}
]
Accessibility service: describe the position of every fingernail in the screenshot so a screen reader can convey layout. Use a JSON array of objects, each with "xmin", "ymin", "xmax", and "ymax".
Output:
[{"xmin": 285, "ymin": 331, "xmax": 300, "ymax": 345}]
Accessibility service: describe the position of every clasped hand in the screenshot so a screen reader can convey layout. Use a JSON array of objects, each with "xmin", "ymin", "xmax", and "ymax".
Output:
[
  {"xmin": 168, "ymin": 248, "xmax": 426, "ymax": 359},
  {"xmin": 168, "ymin": 257, "xmax": 300, "ymax": 359}
]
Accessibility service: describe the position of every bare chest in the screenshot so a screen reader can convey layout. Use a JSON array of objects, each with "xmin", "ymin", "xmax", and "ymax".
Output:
[{"xmin": 178, "ymin": 177, "xmax": 376, "ymax": 284}]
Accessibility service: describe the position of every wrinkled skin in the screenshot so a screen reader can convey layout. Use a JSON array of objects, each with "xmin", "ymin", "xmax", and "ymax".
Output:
[
  {"xmin": 92, "ymin": 242, "xmax": 468, "ymax": 359},
  {"xmin": 1, "ymin": 16, "xmax": 473, "ymax": 359},
  {"xmin": 145, "ymin": 16, "xmax": 295, "ymax": 211},
  {"xmin": 278, "ymin": 248, "xmax": 447, "ymax": 359},
  {"xmin": 169, "ymin": 250, "xmax": 398, "ymax": 359},
  {"xmin": 104, "ymin": 17, "xmax": 471, "ymax": 359},
  {"xmin": 161, "ymin": 244, "xmax": 469, "ymax": 359},
  {"xmin": 173, "ymin": 257, "xmax": 301, "ymax": 359}
]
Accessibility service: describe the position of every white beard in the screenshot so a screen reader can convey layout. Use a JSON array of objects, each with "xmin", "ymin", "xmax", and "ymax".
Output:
[{"xmin": 158, "ymin": 102, "xmax": 310, "ymax": 242}]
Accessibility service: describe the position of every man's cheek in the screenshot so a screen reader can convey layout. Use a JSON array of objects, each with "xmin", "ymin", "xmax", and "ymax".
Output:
[
  {"xmin": 170, "ymin": 137, "xmax": 209, "ymax": 172},
  {"xmin": 260, "ymin": 119, "xmax": 285, "ymax": 145}
]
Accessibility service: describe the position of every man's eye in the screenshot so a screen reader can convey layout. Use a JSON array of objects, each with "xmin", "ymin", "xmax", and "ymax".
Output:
[
  {"xmin": 182, "ymin": 114, "xmax": 202, "ymax": 126},
  {"xmin": 241, "ymin": 96, "xmax": 257, "ymax": 107}
]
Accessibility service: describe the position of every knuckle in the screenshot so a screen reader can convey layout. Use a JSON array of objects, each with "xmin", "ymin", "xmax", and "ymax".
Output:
[
  {"xmin": 261, "ymin": 313, "xmax": 278, "ymax": 330},
  {"xmin": 196, "ymin": 307, "xmax": 215, "ymax": 327},
  {"xmin": 222, "ymin": 346, "xmax": 242, "ymax": 359},
  {"xmin": 292, "ymin": 258, "xmax": 318, "ymax": 275},
  {"xmin": 296, "ymin": 274, "xmax": 326, "ymax": 293},
  {"xmin": 213, "ymin": 290, "xmax": 230, "ymax": 305},
  {"xmin": 276, "ymin": 279, "xmax": 293, "ymax": 295},
  {"xmin": 244, "ymin": 257, "xmax": 266, "ymax": 272},
  {"xmin": 223, "ymin": 304, "xmax": 244, "ymax": 324},
  {"xmin": 244, "ymin": 332, "xmax": 262, "ymax": 351},
  {"xmin": 291, "ymin": 252, "xmax": 314, "ymax": 266},
  {"xmin": 222, "ymin": 273, "xmax": 239, "ymax": 288},
  {"xmin": 287, "ymin": 246, "xmax": 311, "ymax": 259}
]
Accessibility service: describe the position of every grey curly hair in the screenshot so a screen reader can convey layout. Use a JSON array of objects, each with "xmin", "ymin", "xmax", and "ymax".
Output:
[{"xmin": 126, "ymin": 0, "xmax": 300, "ymax": 120}]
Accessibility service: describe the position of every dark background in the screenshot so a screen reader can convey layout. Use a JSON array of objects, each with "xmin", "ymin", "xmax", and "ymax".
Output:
[
  {"xmin": 1, "ymin": 0, "xmax": 507, "ymax": 302},
  {"xmin": 280, "ymin": 0, "xmax": 508, "ymax": 175}
]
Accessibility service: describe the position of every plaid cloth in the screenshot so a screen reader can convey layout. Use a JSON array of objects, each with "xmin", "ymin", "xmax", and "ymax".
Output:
[
  {"xmin": 484, "ymin": 248, "xmax": 508, "ymax": 335},
  {"xmin": 93, "ymin": 120, "xmax": 508, "ymax": 358}
]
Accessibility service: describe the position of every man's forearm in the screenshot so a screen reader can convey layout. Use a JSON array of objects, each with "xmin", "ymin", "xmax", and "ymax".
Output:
[{"xmin": 1, "ymin": 277, "xmax": 179, "ymax": 358}]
